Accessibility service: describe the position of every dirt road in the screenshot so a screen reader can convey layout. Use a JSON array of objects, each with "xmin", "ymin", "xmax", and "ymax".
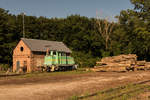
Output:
[{"xmin": 0, "ymin": 71, "xmax": 150, "ymax": 100}]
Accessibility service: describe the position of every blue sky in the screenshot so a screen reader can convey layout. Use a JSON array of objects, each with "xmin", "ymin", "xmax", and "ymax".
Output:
[{"xmin": 0, "ymin": 0, "xmax": 133, "ymax": 19}]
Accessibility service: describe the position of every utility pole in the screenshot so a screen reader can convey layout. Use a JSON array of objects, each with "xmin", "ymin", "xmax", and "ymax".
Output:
[{"xmin": 21, "ymin": 12, "xmax": 25, "ymax": 38}]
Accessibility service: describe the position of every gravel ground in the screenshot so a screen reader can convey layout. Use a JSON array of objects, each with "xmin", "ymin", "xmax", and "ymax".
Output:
[{"xmin": 0, "ymin": 71, "xmax": 150, "ymax": 100}]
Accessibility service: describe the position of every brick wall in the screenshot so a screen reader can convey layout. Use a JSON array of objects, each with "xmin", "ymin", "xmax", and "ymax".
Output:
[
  {"xmin": 31, "ymin": 52, "xmax": 45, "ymax": 71},
  {"xmin": 13, "ymin": 40, "xmax": 46, "ymax": 73},
  {"xmin": 13, "ymin": 40, "xmax": 32, "ymax": 72}
]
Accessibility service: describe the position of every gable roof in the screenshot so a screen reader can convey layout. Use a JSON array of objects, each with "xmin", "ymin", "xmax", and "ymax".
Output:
[{"xmin": 21, "ymin": 38, "xmax": 72, "ymax": 53}]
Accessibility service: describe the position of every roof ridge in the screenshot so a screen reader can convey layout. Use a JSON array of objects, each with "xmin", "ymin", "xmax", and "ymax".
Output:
[{"xmin": 21, "ymin": 38, "xmax": 63, "ymax": 43}]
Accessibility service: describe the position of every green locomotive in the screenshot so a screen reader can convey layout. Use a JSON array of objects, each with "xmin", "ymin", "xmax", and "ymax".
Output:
[{"xmin": 44, "ymin": 49, "xmax": 76, "ymax": 71}]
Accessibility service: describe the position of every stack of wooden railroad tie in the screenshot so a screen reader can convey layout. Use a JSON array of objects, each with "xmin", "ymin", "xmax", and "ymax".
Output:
[{"xmin": 92, "ymin": 54, "xmax": 150, "ymax": 72}]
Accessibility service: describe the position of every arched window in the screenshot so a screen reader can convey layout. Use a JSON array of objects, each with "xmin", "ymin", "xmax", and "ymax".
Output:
[{"xmin": 20, "ymin": 47, "xmax": 24, "ymax": 52}]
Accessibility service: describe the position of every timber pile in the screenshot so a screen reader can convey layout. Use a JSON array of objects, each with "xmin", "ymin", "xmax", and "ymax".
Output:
[
  {"xmin": 100, "ymin": 54, "xmax": 137, "ymax": 64},
  {"xmin": 92, "ymin": 54, "xmax": 137, "ymax": 72},
  {"xmin": 145, "ymin": 62, "xmax": 150, "ymax": 70},
  {"xmin": 136, "ymin": 61, "xmax": 150, "ymax": 70},
  {"xmin": 92, "ymin": 54, "xmax": 150, "ymax": 72}
]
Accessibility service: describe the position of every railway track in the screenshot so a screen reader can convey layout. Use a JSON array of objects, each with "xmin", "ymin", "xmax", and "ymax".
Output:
[
  {"xmin": 77, "ymin": 80, "xmax": 150, "ymax": 100},
  {"xmin": 0, "ymin": 73, "xmax": 25, "ymax": 77}
]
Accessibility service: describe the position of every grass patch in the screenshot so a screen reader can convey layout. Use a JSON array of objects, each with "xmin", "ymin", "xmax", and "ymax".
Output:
[
  {"xmin": 68, "ymin": 96, "xmax": 78, "ymax": 100},
  {"xmin": 0, "ymin": 71, "xmax": 6, "ymax": 74},
  {"xmin": 0, "ymin": 68, "xmax": 92, "ymax": 79},
  {"xmin": 68, "ymin": 83, "xmax": 150, "ymax": 100}
]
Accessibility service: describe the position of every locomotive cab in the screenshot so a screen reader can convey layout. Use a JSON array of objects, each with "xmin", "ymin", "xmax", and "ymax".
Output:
[{"xmin": 44, "ymin": 49, "xmax": 76, "ymax": 72}]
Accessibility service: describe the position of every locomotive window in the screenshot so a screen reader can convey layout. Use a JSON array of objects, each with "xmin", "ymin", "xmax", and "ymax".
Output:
[
  {"xmin": 62, "ymin": 53, "xmax": 66, "ymax": 56},
  {"xmin": 53, "ymin": 51, "xmax": 56, "ymax": 55},
  {"xmin": 66, "ymin": 53, "xmax": 71, "ymax": 56},
  {"xmin": 20, "ymin": 47, "xmax": 24, "ymax": 52}
]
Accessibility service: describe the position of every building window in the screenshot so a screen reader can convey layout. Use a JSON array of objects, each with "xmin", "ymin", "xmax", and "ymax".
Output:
[{"xmin": 20, "ymin": 47, "xmax": 24, "ymax": 52}]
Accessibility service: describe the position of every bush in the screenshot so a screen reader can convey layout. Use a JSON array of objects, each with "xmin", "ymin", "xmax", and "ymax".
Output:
[
  {"xmin": 0, "ymin": 64, "xmax": 10, "ymax": 71},
  {"xmin": 72, "ymin": 51, "xmax": 99, "ymax": 68}
]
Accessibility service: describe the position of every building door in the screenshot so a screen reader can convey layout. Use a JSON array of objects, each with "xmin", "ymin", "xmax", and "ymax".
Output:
[
  {"xmin": 23, "ymin": 61, "xmax": 27, "ymax": 72},
  {"xmin": 16, "ymin": 61, "xmax": 20, "ymax": 71}
]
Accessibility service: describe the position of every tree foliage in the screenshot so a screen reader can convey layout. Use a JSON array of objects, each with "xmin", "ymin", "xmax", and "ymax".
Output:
[
  {"xmin": 114, "ymin": 0, "xmax": 150, "ymax": 60},
  {"xmin": 1, "ymin": 0, "xmax": 150, "ymax": 67}
]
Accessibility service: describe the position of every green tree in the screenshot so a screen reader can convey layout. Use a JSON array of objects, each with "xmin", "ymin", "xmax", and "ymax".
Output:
[{"xmin": 114, "ymin": 0, "xmax": 150, "ymax": 60}]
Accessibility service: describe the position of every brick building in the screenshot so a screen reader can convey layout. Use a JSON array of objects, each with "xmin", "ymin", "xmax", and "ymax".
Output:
[{"xmin": 13, "ymin": 38, "xmax": 71, "ymax": 73}]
